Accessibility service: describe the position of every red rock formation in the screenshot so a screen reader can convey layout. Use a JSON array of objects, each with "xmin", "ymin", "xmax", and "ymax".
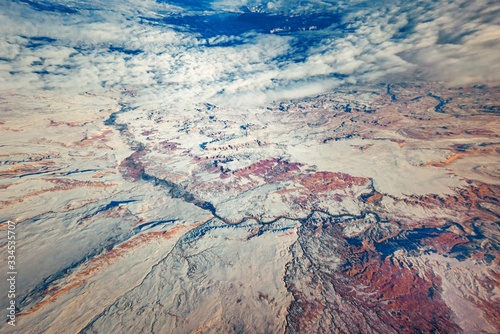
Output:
[
  {"xmin": 222, "ymin": 158, "xmax": 303, "ymax": 182},
  {"xmin": 0, "ymin": 161, "xmax": 56, "ymax": 177},
  {"xmin": 75, "ymin": 129, "xmax": 113, "ymax": 147},
  {"xmin": 420, "ymin": 232, "xmax": 468, "ymax": 254},
  {"xmin": 119, "ymin": 150, "xmax": 147, "ymax": 181},
  {"xmin": 158, "ymin": 141, "xmax": 180, "ymax": 151},
  {"xmin": 297, "ymin": 171, "xmax": 368, "ymax": 192},
  {"xmin": 286, "ymin": 213, "xmax": 461, "ymax": 333},
  {"xmin": 18, "ymin": 219, "xmax": 210, "ymax": 317}
]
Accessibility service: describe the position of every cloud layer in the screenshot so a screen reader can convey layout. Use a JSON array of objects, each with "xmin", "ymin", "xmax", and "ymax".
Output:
[{"xmin": 1, "ymin": 0, "xmax": 499, "ymax": 107}]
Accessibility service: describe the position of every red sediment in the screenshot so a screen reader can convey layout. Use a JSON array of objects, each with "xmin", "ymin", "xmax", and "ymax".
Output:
[
  {"xmin": 194, "ymin": 159, "xmax": 372, "ymax": 209},
  {"xmin": 286, "ymin": 210, "xmax": 466, "ymax": 333},
  {"xmin": 0, "ymin": 161, "xmax": 56, "ymax": 177},
  {"xmin": 426, "ymin": 153, "xmax": 463, "ymax": 167},
  {"xmin": 0, "ymin": 220, "xmax": 14, "ymax": 228},
  {"xmin": 75, "ymin": 129, "xmax": 113, "ymax": 147},
  {"xmin": 225, "ymin": 158, "xmax": 303, "ymax": 183},
  {"xmin": 158, "ymin": 141, "xmax": 180, "ymax": 151},
  {"xmin": 42, "ymin": 178, "xmax": 115, "ymax": 188},
  {"xmin": 364, "ymin": 191, "xmax": 383, "ymax": 204},
  {"xmin": 425, "ymin": 145, "xmax": 499, "ymax": 167},
  {"xmin": 286, "ymin": 289, "xmax": 325, "ymax": 333},
  {"xmin": 119, "ymin": 150, "xmax": 147, "ymax": 181},
  {"xmin": 464, "ymin": 129, "xmax": 496, "ymax": 136},
  {"xmin": 344, "ymin": 257, "xmax": 460, "ymax": 332},
  {"xmin": 470, "ymin": 273, "xmax": 500, "ymax": 328},
  {"xmin": 49, "ymin": 120, "xmax": 82, "ymax": 127},
  {"xmin": 400, "ymin": 182, "xmax": 499, "ymax": 216},
  {"xmin": 18, "ymin": 219, "xmax": 211, "ymax": 317},
  {"xmin": 297, "ymin": 171, "xmax": 369, "ymax": 192},
  {"xmin": 92, "ymin": 171, "xmax": 113, "ymax": 178},
  {"xmin": 141, "ymin": 130, "xmax": 156, "ymax": 136},
  {"xmin": 1, "ymin": 179, "xmax": 117, "ymax": 208},
  {"xmin": 421, "ymin": 232, "xmax": 468, "ymax": 253}
]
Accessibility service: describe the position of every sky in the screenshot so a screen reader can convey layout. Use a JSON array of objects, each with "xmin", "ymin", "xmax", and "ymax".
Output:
[{"xmin": 0, "ymin": 0, "xmax": 499, "ymax": 108}]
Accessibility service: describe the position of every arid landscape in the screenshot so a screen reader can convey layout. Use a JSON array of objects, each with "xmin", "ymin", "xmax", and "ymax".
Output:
[
  {"xmin": 1, "ymin": 82, "xmax": 499, "ymax": 333},
  {"xmin": 1, "ymin": 0, "xmax": 499, "ymax": 333}
]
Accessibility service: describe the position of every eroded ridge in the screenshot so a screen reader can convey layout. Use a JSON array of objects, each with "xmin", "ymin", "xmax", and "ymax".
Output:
[{"xmin": 1, "ymin": 82, "xmax": 499, "ymax": 333}]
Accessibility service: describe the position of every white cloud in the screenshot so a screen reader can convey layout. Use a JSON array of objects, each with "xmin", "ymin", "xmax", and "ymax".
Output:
[{"xmin": 0, "ymin": 0, "xmax": 498, "ymax": 106}]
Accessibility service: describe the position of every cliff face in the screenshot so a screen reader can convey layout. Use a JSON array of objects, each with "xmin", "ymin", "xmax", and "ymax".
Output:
[{"xmin": 1, "ymin": 83, "xmax": 499, "ymax": 333}]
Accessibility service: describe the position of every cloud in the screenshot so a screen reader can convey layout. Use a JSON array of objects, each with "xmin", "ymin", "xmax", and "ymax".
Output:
[
  {"xmin": 399, "ymin": 0, "xmax": 500, "ymax": 85},
  {"xmin": 0, "ymin": 0, "xmax": 498, "ymax": 108}
]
